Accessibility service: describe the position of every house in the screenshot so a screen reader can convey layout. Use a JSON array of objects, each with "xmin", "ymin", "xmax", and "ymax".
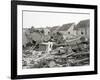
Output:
[
  {"xmin": 58, "ymin": 23, "xmax": 77, "ymax": 40},
  {"xmin": 74, "ymin": 19, "xmax": 90, "ymax": 38}
]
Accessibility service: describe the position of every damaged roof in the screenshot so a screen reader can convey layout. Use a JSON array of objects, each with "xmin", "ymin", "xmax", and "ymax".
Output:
[{"xmin": 74, "ymin": 19, "xmax": 90, "ymax": 30}]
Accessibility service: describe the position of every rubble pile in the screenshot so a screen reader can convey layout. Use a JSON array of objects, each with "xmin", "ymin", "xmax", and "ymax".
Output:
[
  {"xmin": 22, "ymin": 40, "xmax": 90, "ymax": 69},
  {"xmin": 22, "ymin": 20, "xmax": 90, "ymax": 69}
]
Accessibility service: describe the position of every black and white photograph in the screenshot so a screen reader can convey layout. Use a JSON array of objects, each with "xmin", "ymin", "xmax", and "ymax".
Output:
[
  {"xmin": 22, "ymin": 11, "xmax": 90, "ymax": 69},
  {"xmin": 11, "ymin": 1, "xmax": 97, "ymax": 79}
]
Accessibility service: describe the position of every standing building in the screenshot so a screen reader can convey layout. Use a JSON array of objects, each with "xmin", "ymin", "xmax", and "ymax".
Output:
[
  {"xmin": 74, "ymin": 19, "xmax": 90, "ymax": 38},
  {"xmin": 58, "ymin": 23, "xmax": 77, "ymax": 40}
]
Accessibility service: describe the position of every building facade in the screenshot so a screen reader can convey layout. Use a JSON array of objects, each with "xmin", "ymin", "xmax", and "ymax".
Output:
[{"xmin": 75, "ymin": 19, "xmax": 90, "ymax": 38}]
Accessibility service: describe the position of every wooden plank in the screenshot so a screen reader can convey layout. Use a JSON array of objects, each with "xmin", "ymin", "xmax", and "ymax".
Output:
[{"xmin": 73, "ymin": 58, "xmax": 89, "ymax": 63}]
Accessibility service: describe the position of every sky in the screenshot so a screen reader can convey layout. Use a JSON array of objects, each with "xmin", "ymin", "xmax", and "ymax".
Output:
[{"xmin": 23, "ymin": 11, "xmax": 90, "ymax": 28}]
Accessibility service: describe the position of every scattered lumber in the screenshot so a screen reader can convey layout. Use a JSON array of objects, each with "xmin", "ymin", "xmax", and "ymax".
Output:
[{"xmin": 73, "ymin": 58, "xmax": 89, "ymax": 64}]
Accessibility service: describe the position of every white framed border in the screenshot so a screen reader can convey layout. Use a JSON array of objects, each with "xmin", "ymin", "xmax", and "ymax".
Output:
[{"xmin": 17, "ymin": 5, "xmax": 94, "ymax": 75}]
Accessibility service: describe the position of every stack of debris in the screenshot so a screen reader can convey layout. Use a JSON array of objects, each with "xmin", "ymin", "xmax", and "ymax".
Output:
[{"xmin": 22, "ymin": 40, "xmax": 89, "ymax": 69}]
